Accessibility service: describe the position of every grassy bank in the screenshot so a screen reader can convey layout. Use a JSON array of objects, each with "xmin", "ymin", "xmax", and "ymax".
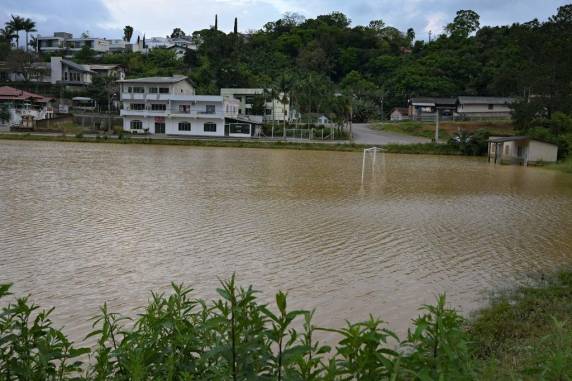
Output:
[
  {"xmin": 1, "ymin": 270, "xmax": 571, "ymax": 379},
  {"xmin": 0, "ymin": 132, "xmax": 461, "ymax": 155},
  {"xmin": 547, "ymin": 158, "xmax": 572, "ymax": 174},
  {"xmin": 469, "ymin": 271, "xmax": 572, "ymax": 379},
  {"xmin": 373, "ymin": 120, "xmax": 515, "ymax": 141}
]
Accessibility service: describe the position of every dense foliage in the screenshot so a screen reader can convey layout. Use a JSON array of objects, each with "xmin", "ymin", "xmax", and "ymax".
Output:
[
  {"xmin": 68, "ymin": 6, "xmax": 572, "ymax": 119},
  {"xmin": 2, "ymin": 272, "xmax": 572, "ymax": 380}
]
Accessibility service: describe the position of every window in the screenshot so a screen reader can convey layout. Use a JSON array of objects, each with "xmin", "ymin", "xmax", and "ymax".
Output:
[
  {"xmin": 149, "ymin": 87, "xmax": 158, "ymax": 93},
  {"xmin": 488, "ymin": 104, "xmax": 494, "ymax": 110},
  {"xmin": 206, "ymin": 105, "xmax": 215, "ymax": 114},
  {"xmin": 64, "ymin": 71, "xmax": 68, "ymax": 80},
  {"xmin": 265, "ymin": 108, "xmax": 272, "ymax": 115},
  {"xmin": 178, "ymin": 104, "xmax": 190, "ymax": 113},
  {"xmin": 130, "ymin": 120, "xmax": 143, "ymax": 129},
  {"xmin": 178, "ymin": 122, "xmax": 191, "ymax": 131},
  {"xmin": 204, "ymin": 122, "xmax": 217, "ymax": 132},
  {"xmin": 159, "ymin": 87, "xmax": 169, "ymax": 94},
  {"xmin": 128, "ymin": 86, "xmax": 145, "ymax": 93},
  {"xmin": 245, "ymin": 95, "xmax": 255, "ymax": 104},
  {"xmin": 151, "ymin": 104, "xmax": 166, "ymax": 111},
  {"xmin": 130, "ymin": 103, "xmax": 145, "ymax": 111}
]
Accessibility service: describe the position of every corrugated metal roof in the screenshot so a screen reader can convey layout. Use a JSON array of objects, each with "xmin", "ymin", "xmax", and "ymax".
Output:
[
  {"xmin": 117, "ymin": 76, "xmax": 188, "ymax": 84},
  {"xmin": 410, "ymin": 97, "xmax": 457, "ymax": 106},
  {"xmin": 489, "ymin": 136, "xmax": 529, "ymax": 143},
  {"xmin": 0, "ymin": 86, "xmax": 53, "ymax": 103},
  {"xmin": 458, "ymin": 96, "xmax": 515, "ymax": 105},
  {"xmin": 61, "ymin": 59, "xmax": 94, "ymax": 73}
]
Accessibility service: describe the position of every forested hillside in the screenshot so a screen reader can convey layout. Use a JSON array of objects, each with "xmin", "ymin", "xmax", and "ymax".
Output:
[{"xmin": 102, "ymin": 4, "xmax": 571, "ymax": 121}]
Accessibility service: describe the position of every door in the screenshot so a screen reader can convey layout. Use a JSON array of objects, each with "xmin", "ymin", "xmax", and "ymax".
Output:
[{"xmin": 155, "ymin": 122, "xmax": 165, "ymax": 134}]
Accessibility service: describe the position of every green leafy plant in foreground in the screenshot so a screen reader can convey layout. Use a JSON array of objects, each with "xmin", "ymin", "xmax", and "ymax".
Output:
[{"xmin": 1, "ymin": 273, "xmax": 572, "ymax": 380}]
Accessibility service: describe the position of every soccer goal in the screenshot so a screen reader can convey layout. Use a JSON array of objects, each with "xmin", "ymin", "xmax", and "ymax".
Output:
[{"xmin": 361, "ymin": 147, "xmax": 386, "ymax": 184}]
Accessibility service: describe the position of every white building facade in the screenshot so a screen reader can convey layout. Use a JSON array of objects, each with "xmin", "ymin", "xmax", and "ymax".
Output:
[
  {"xmin": 119, "ymin": 76, "xmax": 227, "ymax": 137},
  {"xmin": 37, "ymin": 32, "xmax": 111, "ymax": 53},
  {"xmin": 220, "ymin": 88, "xmax": 293, "ymax": 122}
]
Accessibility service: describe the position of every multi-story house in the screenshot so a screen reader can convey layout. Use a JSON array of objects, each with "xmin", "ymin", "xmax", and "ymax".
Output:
[
  {"xmin": 119, "ymin": 76, "xmax": 229, "ymax": 137},
  {"xmin": 37, "ymin": 32, "xmax": 110, "ymax": 54},
  {"xmin": 50, "ymin": 57, "xmax": 125, "ymax": 86},
  {"xmin": 220, "ymin": 88, "xmax": 294, "ymax": 122}
]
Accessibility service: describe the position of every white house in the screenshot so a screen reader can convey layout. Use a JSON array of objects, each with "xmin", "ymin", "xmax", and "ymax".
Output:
[
  {"xmin": 119, "ymin": 76, "xmax": 229, "ymax": 137},
  {"xmin": 50, "ymin": 57, "xmax": 125, "ymax": 86},
  {"xmin": 37, "ymin": 32, "xmax": 110, "ymax": 53},
  {"xmin": 220, "ymin": 88, "xmax": 293, "ymax": 122},
  {"xmin": 488, "ymin": 136, "xmax": 558, "ymax": 165},
  {"xmin": 457, "ymin": 97, "xmax": 514, "ymax": 119}
]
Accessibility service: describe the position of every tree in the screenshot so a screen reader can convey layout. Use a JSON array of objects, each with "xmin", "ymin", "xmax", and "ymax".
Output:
[
  {"xmin": 550, "ymin": 4, "xmax": 572, "ymax": 24},
  {"xmin": 74, "ymin": 45, "xmax": 96, "ymax": 63},
  {"xmin": 0, "ymin": 27, "xmax": 16, "ymax": 47},
  {"xmin": 81, "ymin": 31, "xmax": 90, "ymax": 38},
  {"xmin": 6, "ymin": 15, "xmax": 25, "ymax": 48},
  {"xmin": 170, "ymin": 28, "xmax": 186, "ymax": 39},
  {"xmin": 0, "ymin": 104, "xmax": 10, "ymax": 123},
  {"xmin": 28, "ymin": 35, "xmax": 38, "ymax": 52},
  {"xmin": 251, "ymin": 94, "xmax": 266, "ymax": 115},
  {"xmin": 276, "ymin": 74, "xmax": 292, "ymax": 133},
  {"xmin": 22, "ymin": 18, "xmax": 36, "ymax": 52},
  {"xmin": 406, "ymin": 28, "xmax": 415, "ymax": 44},
  {"xmin": 445, "ymin": 10, "xmax": 480, "ymax": 38},
  {"xmin": 123, "ymin": 25, "xmax": 134, "ymax": 42}
]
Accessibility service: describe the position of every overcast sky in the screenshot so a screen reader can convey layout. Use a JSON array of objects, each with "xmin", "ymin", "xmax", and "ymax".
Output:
[{"xmin": 1, "ymin": 0, "xmax": 569, "ymax": 41}]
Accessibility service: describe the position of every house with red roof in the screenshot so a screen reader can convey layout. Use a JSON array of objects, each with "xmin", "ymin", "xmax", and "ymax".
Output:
[{"xmin": 0, "ymin": 86, "xmax": 54, "ymax": 128}]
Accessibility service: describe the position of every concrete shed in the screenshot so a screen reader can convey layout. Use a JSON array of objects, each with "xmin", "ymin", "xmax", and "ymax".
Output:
[{"xmin": 488, "ymin": 136, "xmax": 558, "ymax": 165}]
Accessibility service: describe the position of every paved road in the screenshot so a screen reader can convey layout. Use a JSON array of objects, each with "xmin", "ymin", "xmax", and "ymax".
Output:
[{"xmin": 352, "ymin": 123, "xmax": 430, "ymax": 145}]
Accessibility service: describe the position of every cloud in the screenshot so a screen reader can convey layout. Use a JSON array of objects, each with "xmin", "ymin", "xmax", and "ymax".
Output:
[{"xmin": 424, "ymin": 12, "xmax": 447, "ymax": 35}]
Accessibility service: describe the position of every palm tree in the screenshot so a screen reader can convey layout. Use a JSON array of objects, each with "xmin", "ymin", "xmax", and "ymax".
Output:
[
  {"xmin": 0, "ymin": 27, "xmax": 16, "ymax": 46},
  {"xmin": 28, "ymin": 36, "xmax": 38, "ymax": 52},
  {"xmin": 123, "ymin": 25, "xmax": 134, "ymax": 42},
  {"xmin": 22, "ymin": 18, "xmax": 36, "ymax": 52},
  {"xmin": 276, "ymin": 75, "xmax": 292, "ymax": 139},
  {"xmin": 6, "ymin": 15, "xmax": 26, "ymax": 48},
  {"xmin": 264, "ymin": 87, "xmax": 280, "ymax": 137}
]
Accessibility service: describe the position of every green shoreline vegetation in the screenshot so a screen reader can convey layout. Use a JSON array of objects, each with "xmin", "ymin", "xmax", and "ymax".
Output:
[
  {"xmin": 0, "ymin": 132, "xmax": 462, "ymax": 155},
  {"xmin": 1, "ymin": 271, "xmax": 571, "ymax": 380}
]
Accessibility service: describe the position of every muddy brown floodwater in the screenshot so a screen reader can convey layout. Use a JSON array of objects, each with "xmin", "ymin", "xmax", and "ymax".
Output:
[{"xmin": 1, "ymin": 140, "xmax": 572, "ymax": 344}]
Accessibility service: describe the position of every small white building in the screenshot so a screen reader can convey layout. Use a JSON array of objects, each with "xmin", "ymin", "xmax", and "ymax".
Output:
[
  {"xmin": 390, "ymin": 107, "xmax": 409, "ymax": 121},
  {"xmin": 488, "ymin": 136, "xmax": 558, "ymax": 165},
  {"xmin": 119, "ymin": 76, "xmax": 229, "ymax": 137},
  {"xmin": 220, "ymin": 88, "xmax": 292, "ymax": 122},
  {"xmin": 457, "ymin": 97, "xmax": 514, "ymax": 119}
]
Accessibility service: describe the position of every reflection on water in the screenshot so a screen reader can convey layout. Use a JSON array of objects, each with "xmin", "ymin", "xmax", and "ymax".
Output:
[{"xmin": 1, "ymin": 140, "xmax": 572, "ymax": 342}]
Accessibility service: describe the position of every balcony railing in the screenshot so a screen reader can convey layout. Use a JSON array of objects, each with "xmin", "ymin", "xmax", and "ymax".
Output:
[{"xmin": 120, "ymin": 108, "xmax": 223, "ymax": 118}]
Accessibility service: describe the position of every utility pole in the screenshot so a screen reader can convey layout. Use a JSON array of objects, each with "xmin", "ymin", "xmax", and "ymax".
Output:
[
  {"xmin": 435, "ymin": 109, "xmax": 439, "ymax": 143},
  {"xmin": 349, "ymin": 101, "xmax": 353, "ymax": 143},
  {"xmin": 380, "ymin": 96, "xmax": 384, "ymax": 122}
]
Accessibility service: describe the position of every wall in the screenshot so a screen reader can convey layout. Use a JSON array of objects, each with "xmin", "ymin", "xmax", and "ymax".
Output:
[
  {"xmin": 123, "ymin": 116, "xmax": 224, "ymax": 137},
  {"xmin": 458, "ymin": 103, "xmax": 511, "ymax": 114},
  {"xmin": 528, "ymin": 140, "xmax": 558, "ymax": 163},
  {"xmin": 50, "ymin": 57, "xmax": 63, "ymax": 84}
]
